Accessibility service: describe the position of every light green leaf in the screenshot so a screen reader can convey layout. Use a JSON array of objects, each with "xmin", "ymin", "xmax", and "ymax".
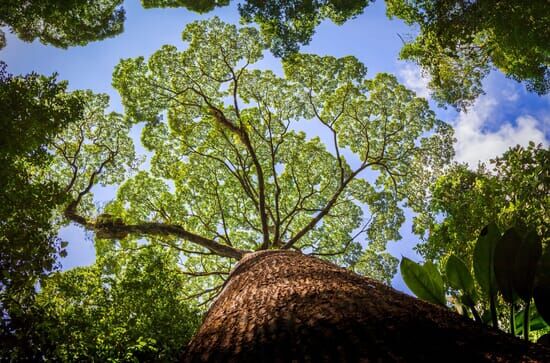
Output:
[
  {"xmin": 400, "ymin": 257, "xmax": 446, "ymax": 306},
  {"xmin": 446, "ymin": 254, "xmax": 474, "ymax": 295}
]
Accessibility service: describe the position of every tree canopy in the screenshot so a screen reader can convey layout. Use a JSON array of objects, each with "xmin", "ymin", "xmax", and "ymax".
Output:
[
  {"xmin": 0, "ymin": 0, "xmax": 229, "ymax": 49},
  {"xmin": 36, "ymin": 18, "xmax": 453, "ymax": 292},
  {"xmin": 0, "ymin": 62, "xmax": 85, "ymax": 361},
  {"xmin": 1, "ymin": 244, "xmax": 200, "ymax": 361}
]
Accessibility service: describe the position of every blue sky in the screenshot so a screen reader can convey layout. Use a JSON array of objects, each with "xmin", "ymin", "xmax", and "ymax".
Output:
[{"xmin": 3, "ymin": 0, "xmax": 548, "ymax": 292}]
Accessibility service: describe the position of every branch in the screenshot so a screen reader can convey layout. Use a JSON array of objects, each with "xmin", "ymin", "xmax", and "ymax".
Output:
[
  {"xmin": 283, "ymin": 163, "xmax": 370, "ymax": 250},
  {"xmin": 208, "ymin": 106, "xmax": 271, "ymax": 249},
  {"xmin": 64, "ymin": 204, "xmax": 248, "ymax": 260}
]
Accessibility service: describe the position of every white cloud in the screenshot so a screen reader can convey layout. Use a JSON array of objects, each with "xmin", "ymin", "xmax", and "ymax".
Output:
[
  {"xmin": 453, "ymin": 95, "xmax": 548, "ymax": 167},
  {"xmin": 397, "ymin": 63, "xmax": 431, "ymax": 99}
]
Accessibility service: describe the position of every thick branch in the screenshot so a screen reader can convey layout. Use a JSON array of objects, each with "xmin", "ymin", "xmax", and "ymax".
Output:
[
  {"xmin": 64, "ymin": 204, "xmax": 248, "ymax": 260},
  {"xmin": 209, "ymin": 106, "xmax": 271, "ymax": 250}
]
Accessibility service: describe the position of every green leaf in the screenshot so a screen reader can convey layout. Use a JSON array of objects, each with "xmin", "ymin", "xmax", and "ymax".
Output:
[
  {"xmin": 446, "ymin": 254, "xmax": 475, "ymax": 295},
  {"xmin": 494, "ymin": 227, "xmax": 522, "ymax": 303},
  {"xmin": 534, "ymin": 248, "xmax": 550, "ymax": 325},
  {"xmin": 513, "ymin": 230, "xmax": 542, "ymax": 303},
  {"xmin": 514, "ymin": 304, "xmax": 549, "ymax": 334},
  {"xmin": 473, "ymin": 223, "xmax": 500, "ymax": 295},
  {"xmin": 400, "ymin": 257, "xmax": 446, "ymax": 306}
]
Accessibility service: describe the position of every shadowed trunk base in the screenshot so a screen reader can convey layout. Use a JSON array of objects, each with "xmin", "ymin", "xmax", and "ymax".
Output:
[{"xmin": 183, "ymin": 250, "xmax": 550, "ymax": 362}]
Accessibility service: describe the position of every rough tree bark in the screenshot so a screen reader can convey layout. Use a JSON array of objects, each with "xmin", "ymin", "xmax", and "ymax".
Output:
[{"xmin": 183, "ymin": 250, "xmax": 550, "ymax": 362}]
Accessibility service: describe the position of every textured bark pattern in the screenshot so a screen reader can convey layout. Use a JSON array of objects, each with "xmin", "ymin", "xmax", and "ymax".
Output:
[{"xmin": 183, "ymin": 250, "xmax": 550, "ymax": 362}]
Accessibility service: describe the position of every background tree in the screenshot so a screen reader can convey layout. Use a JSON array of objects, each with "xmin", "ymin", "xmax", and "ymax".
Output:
[
  {"xmin": 0, "ymin": 0, "xmax": 228, "ymax": 49},
  {"xmin": 385, "ymin": 0, "xmax": 550, "ymax": 109},
  {"xmin": 26, "ymin": 245, "xmax": 200, "ymax": 362},
  {"xmin": 0, "ymin": 0, "xmax": 125, "ymax": 49},
  {"xmin": 239, "ymin": 0, "xmax": 372, "ymax": 56},
  {"xmin": 412, "ymin": 142, "xmax": 549, "ymax": 264},
  {"xmin": 0, "ymin": 62, "xmax": 85, "ymax": 359}
]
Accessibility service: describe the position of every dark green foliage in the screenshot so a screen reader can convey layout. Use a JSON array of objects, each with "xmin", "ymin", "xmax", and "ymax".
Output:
[
  {"xmin": 142, "ymin": 0, "xmax": 229, "ymax": 13},
  {"xmin": 473, "ymin": 223, "xmax": 499, "ymax": 298},
  {"xmin": 445, "ymin": 254, "xmax": 479, "ymax": 322},
  {"xmin": 0, "ymin": 62, "xmax": 83, "ymax": 361},
  {"xmin": 472, "ymin": 224, "xmax": 500, "ymax": 327},
  {"xmin": 446, "ymin": 255, "xmax": 474, "ymax": 296},
  {"xmin": 534, "ymin": 248, "xmax": 550, "ymax": 326},
  {"xmin": 0, "ymin": 62, "xmax": 82, "ymax": 297},
  {"xmin": 240, "ymin": 0, "xmax": 372, "ymax": 56},
  {"xmin": 0, "ymin": 0, "xmax": 126, "ymax": 48},
  {"xmin": 3, "ymin": 246, "xmax": 201, "ymax": 362},
  {"xmin": 403, "ymin": 221, "xmax": 550, "ymax": 340},
  {"xmin": 386, "ymin": 0, "xmax": 550, "ymax": 108},
  {"xmin": 400, "ymin": 257, "xmax": 446, "ymax": 306},
  {"xmin": 513, "ymin": 231, "xmax": 542, "ymax": 303},
  {"xmin": 494, "ymin": 228, "xmax": 522, "ymax": 303}
]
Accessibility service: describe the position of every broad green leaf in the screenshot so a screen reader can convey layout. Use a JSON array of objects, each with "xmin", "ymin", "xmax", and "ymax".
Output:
[
  {"xmin": 494, "ymin": 227, "xmax": 522, "ymax": 303},
  {"xmin": 513, "ymin": 230, "xmax": 542, "ymax": 303},
  {"xmin": 515, "ymin": 305, "xmax": 549, "ymax": 334},
  {"xmin": 473, "ymin": 223, "xmax": 500, "ymax": 295},
  {"xmin": 446, "ymin": 254, "xmax": 474, "ymax": 295},
  {"xmin": 534, "ymin": 248, "xmax": 550, "ymax": 325},
  {"xmin": 400, "ymin": 257, "xmax": 446, "ymax": 306}
]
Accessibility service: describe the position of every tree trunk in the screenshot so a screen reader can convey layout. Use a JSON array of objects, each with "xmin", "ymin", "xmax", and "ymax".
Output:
[{"xmin": 183, "ymin": 250, "xmax": 550, "ymax": 362}]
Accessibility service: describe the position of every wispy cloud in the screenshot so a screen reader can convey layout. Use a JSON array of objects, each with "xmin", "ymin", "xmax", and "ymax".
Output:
[
  {"xmin": 397, "ymin": 63, "xmax": 430, "ymax": 99},
  {"xmin": 453, "ymin": 94, "xmax": 548, "ymax": 166}
]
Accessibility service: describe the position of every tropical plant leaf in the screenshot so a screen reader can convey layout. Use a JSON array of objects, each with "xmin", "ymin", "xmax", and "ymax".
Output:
[
  {"xmin": 473, "ymin": 223, "xmax": 499, "ymax": 295},
  {"xmin": 446, "ymin": 254, "xmax": 475, "ymax": 295},
  {"xmin": 513, "ymin": 230, "xmax": 542, "ymax": 303},
  {"xmin": 400, "ymin": 257, "xmax": 446, "ymax": 306},
  {"xmin": 514, "ymin": 304, "xmax": 549, "ymax": 334},
  {"xmin": 494, "ymin": 227, "xmax": 522, "ymax": 303},
  {"xmin": 534, "ymin": 248, "xmax": 550, "ymax": 325}
]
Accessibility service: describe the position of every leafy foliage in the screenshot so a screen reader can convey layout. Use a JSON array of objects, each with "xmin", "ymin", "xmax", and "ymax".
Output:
[
  {"xmin": 402, "ymin": 223, "xmax": 550, "ymax": 341},
  {"xmin": 409, "ymin": 144, "xmax": 549, "ymax": 339},
  {"xmin": 0, "ymin": 62, "xmax": 82, "ymax": 307},
  {"xmin": 0, "ymin": 62, "xmax": 85, "ymax": 361},
  {"xmin": 413, "ymin": 143, "xmax": 549, "ymax": 264},
  {"xmin": 0, "ymin": 0, "xmax": 125, "ymax": 48},
  {"xmin": 142, "ymin": 0, "xmax": 229, "ymax": 13},
  {"xmin": 386, "ymin": 0, "xmax": 550, "ymax": 109},
  {"xmin": 2, "ymin": 246, "xmax": 200, "ymax": 362}
]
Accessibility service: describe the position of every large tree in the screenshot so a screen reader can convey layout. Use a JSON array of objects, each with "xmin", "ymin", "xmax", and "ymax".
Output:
[
  {"xmin": 0, "ymin": 0, "xmax": 125, "ymax": 49},
  {"xmin": 48, "ymin": 18, "xmax": 453, "ymax": 298},
  {"xmin": 184, "ymin": 250, "xmax": 550, "ymax": 361}
]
